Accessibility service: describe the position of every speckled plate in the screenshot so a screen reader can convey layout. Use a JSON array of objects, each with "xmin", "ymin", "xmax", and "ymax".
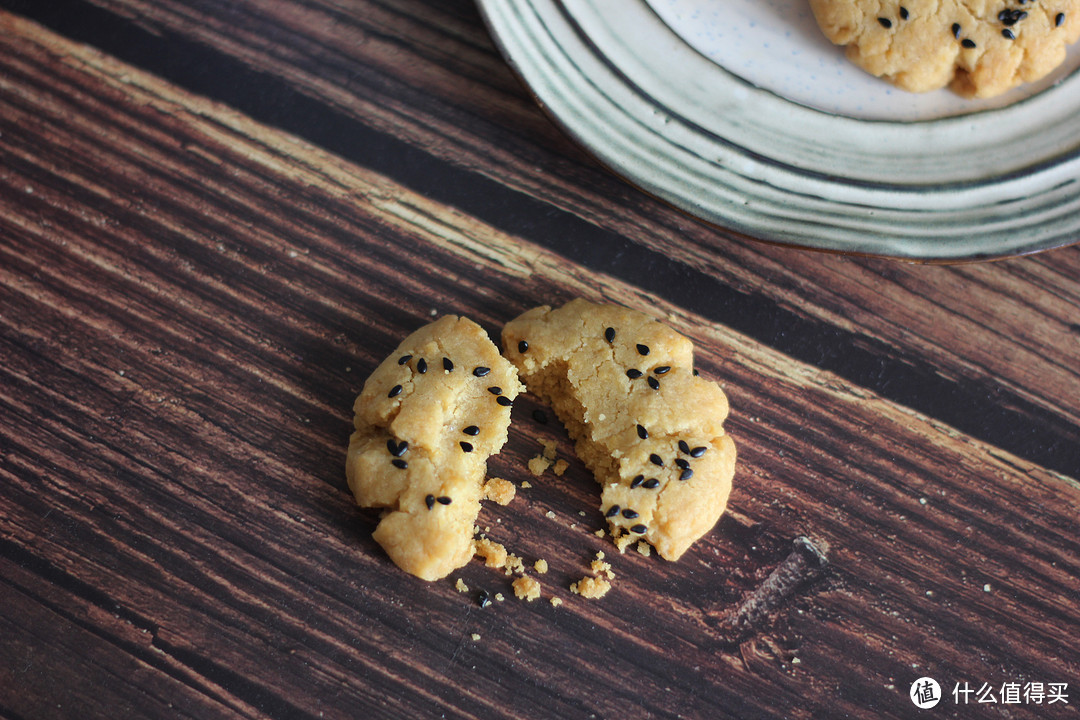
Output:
[{"xmin": 477, "ymin": 0, "xmax": 1080, "ymax": 261}]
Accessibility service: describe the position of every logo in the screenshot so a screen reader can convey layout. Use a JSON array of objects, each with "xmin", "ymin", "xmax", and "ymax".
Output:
[{"xmin": 911, "ymin": 677, "xmax": 942, "ymax": 709}]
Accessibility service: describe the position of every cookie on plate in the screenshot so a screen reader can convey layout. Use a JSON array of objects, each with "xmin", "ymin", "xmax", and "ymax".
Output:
[
  {"xmin": 502, "ymin": 299, "xmax": 736, "ymax": 561},
  {"xmin": 808, "ymin": 0, "xmax": 1080, "ymax": 97},
  {"xmin": 345, "ymin": 316, "xmax": 522, "ymax": 581}
]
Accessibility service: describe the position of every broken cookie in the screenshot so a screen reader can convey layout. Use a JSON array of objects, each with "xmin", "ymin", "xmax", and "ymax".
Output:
[
  {"xmin": 502, "ymin": 299, "xmax": 736, "ymax": 561},
  {"xmin": 345, "ymin": 315, "xmax": 522, "ymax": 581}
]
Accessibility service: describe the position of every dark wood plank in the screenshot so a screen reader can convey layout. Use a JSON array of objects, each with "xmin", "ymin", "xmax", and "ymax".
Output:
[
  {"xmin": 0, "ymin": 12, "xmax": 1078, "ymax": 720},
  {"xmin": 6, "ymin": 0, "xmax": 1077, "ymax": 479}
]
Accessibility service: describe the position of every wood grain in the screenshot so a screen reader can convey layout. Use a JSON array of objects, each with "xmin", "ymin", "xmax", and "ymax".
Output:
[
  {"xmin": 6, "ymin": 0, "xmax": 1077, "ymax": 480},
  {"xmin": 0, "ymin": 8, "xmax": 1078, "ymax": 720}
]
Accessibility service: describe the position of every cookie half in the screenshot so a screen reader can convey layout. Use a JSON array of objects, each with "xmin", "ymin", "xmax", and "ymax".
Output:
[
  {"xmin": 502, "ymin": 300, "xmax": 736, "ymax": 561},
  {"xmin": 346, "ymin": 316, "xmax": 522, "ymax": 581},
  {"xmin": 809, "ymin": 0, "xmax": 1080, "ymax": 97}
]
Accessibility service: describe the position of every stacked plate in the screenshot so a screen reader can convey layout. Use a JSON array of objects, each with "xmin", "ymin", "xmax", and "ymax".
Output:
[{"xmin": 477, "ymin": 0, "xmax": 1080, "ymax": 260}]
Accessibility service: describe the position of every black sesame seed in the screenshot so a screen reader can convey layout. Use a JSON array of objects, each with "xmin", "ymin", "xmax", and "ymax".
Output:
[
  {"xmin": 678, "ymin": 440, "xmax": 690, "ymax": 454},
  {"xmin": 679, "ymin": 468, "xmax": 694, "ymax": 481},
  {"xmin": 437, "ymin": 496, "xmax": 452, "ymax": 505},
  {"xmin": 626, "ymin": 369, "xmax": 643, "ymax": 379},
  {"xmin": 532, "ymin": 409, "xmax": 548, "ymax": 424},
  {"xmin": 653, "ymin": 366, "xmax": 671, "ymax": 375},
  {"xmin": 878, "ymin": 16, "xmax": 892, "ymax": 28},
  {"xmin": 649, "ymin": 453, "xmax": 664, "ymax": 467},
  {"xmin": 460, "ymin": 441, "xmax": 474, "ymax": 453},
  {"xmin": 605, "ymin": 505, "xmax": 621, "ymax": 518},
  {"xmin": 1057, "ymin": 12, "xmax": 1066, "ymax": 26},
  {"xmin": 463, "ymin": 425, "xmax": 480, "ymax": 436},
  {"xmin": 636, "ymin": 424, "xmax": 648, "ymax": 439},
  {"xmin": 392, "ymin": 458, "xmax": 408, "ymax": 470},
  {"xmin": 690, "ymin": 446, "xmax": 708, "ymax": 458},
  {"xmin": 647, "ymin": 376, "xmax": 660, "ymax": 391},
  {"xmin": 630, "ymin": 524, "xmax": 647, "ymax": 534},
  {"xmin": 1000, "ymin": 9, "xmax": 1028, "ymax": 25},
  {"xmin": 636, "ymin": 343, "xmax": 650, "ymax": 356},
  {"xmin": 473, "ymin": 366, "xmax": 490, "ymax": 377},
  {"xmin": 630, "ymin": 474, "xmax": 645, "ymax": 488},
  {"xmin": 952, "ymin": 22, "xmax": 962, "ymax": 38},
  {"xmin": 443, "ymin": 357, "xmax": 454, "ymax": 372},
  {"xmin": 622, "ymin": 508, "xmax": 639, "ymax": 520},
  {"xmin": 478, "ymin": 589, "xmax": 492, "ymax": 608},
  {"xmin": 604, "ymin": 327, "xmax": 616, "ymax": 343},
  {"xmin": 518, "ymin": 340, "xmax": 529, "ymax": 353},
  {"xmin": 488, "ymin": 386, "xmax": 502, "ymax": 395},
  {"xmin": 1002, "ymin": 28, "xmax": 1015, "ymax": 38},
  {"xmin": 900, "ymin": 6, "xmax": 909, "ymax": 19},
  {"xmin": 417, "ymin": 358, "xmax": 427, "ymax": 374},
  {"xmin": 425, "ymin": 494, "xmax": 435, "ymax": 509},
  {"xmin": 387, "ymin": 439, "xmax": 408, "ymax": 457},
  {"xmin": 962, "ymin": 38, "xmax": 976, "ymax": 48},
  {"xmin": 398, "ymin": 354, "xmax": 412, "ymax": 365},
  {"xmin": 675, "ymin": 458, "xmax": 689, "ymax": 470},
  {"xmin": 692, "ymin": 369, "xmax": 700, "ymax": 376},
  {"xmin": 496, "ymin": 396, "xmax": 512, "ymax": 407},
  {"xmin": 643, "ymin": 478, "xmax": 660, "ymax": 489},
  {"xmin": 388, "ymin": 384, "xmax": 403, "ymax": 398}
]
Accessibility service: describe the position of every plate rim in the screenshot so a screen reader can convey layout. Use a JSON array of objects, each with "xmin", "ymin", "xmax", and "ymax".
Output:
[{"xmin": 476, "ymin": 0, "xmax": 1080, "ymax": 261}]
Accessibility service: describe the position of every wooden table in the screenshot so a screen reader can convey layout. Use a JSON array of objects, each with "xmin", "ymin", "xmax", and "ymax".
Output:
[{"xmin": 1, "ymin": 1, "xmax": 1078, "ymax": 718}]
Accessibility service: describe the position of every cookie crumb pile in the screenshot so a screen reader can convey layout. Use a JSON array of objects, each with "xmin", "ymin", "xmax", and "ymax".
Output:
[
  {"xmin": 809, "ymin": 0, "xmax": 1080, "ymax": 97},
  {"xmin": 512, "ymin": 576, "xmax": 542, "ymax": 601},
  {"xmin": 570, "ymin": 576, "xmax": 611, "ymax": 600}
]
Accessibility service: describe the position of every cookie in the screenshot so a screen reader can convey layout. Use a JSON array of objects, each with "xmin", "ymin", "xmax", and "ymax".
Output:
[
  {"xmin": 808, "ymin": 0, "xmax": 1080, "ymax": 97},
  {"xmin": 345, "ymin": 315, "xmax": 522, "ymax": 581},
  {"xmin": 502, "ymin": 299, "xmax": 736, "ymax": 561}
]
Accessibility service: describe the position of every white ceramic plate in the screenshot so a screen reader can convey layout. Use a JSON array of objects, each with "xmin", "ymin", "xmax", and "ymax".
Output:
[{"xmin": 477, "ymin": 0, "xmax": 1080, "ymax": 260}]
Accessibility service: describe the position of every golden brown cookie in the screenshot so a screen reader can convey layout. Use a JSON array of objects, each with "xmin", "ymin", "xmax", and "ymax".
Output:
[
  {"xmin": 502, "ymin": 299, "xmax": 736, "ymax": 561},
  {"xmin": 345, "ymin": 315, "xmax": 522, "ymax": 581},
  {"xmin": 809, "ymin": 0, "xmax": 1080, "ymax": 97}
]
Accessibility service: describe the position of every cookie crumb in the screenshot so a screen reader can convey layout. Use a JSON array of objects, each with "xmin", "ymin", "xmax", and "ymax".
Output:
[
  {"xmin": 614, "ymin": 533, "xmax": 635, "ymax": 554},
  {"xmin": 470, "ymin": 633, "xmax": 481, "ymax": 641},
  {"xmin": 483, "ymin": 477, "xmax": 516, "ymax": 505},
  {"xmin": 512, "ymin": 576, "xmax": 541, "ymax": 601},
  {"xmin": 455, "ymin": 578, "xmax": 469, "ymax": 593},
  {"xmin": 570, "ymin": 576, "xmax": 611, "ymax": 599},
  {"xmin": 528, "ymin": 455, "xmax": 552, "ymax": 476},
  {"xmin": 521, "ymin": 480, "xmax": 533, "ymax": 489},
  {"xmin": 590, "ymin": 558, "xmax": 614, "ymax": 580},
  {"xmin": 534, "ymin": 559, "xmax": 549, "ymax": 574},
  {"xmin": 545, "ymin": 510, "xmax": 557, "ymax": 520},
  {"xmin": 541, "ymin": 439, "xmax": 558, "ymax": 461},
  {"xmin": 636, "ymin": 541, "xmax": 652, "ymax": 557},
  {"xmin": 495, "ymin": 593, "xmax": 505, "ymax": 602},
  {"xmin": 550, "ymin": 597, "xmax": 563, "ymax": 608},
  {"xmin": 503, "ymin": 554, "xmax": 526, "ymax": 576},
  {"xmin": 593, "ymin": 529, "xmax": 606, "ymax": 538},
  {"xmin": 553, "ymin": 459, "xmax": 570, "ymax": 476},
  {"xmin": 474, "ymin": 538, "xmax": 508, "ymax": 568}
]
